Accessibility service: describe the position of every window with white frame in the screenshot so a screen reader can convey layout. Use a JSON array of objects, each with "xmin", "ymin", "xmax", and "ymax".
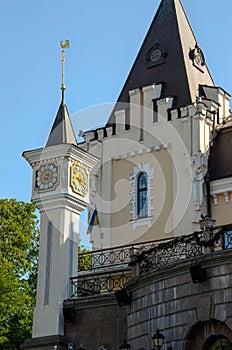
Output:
[
  {"xmin": 137, "ymin": 172, "xmax": 148, "ymax": 218},
  {"xmin": 129, "ymin": 163, "xmax": 154, "ymax": 229}
]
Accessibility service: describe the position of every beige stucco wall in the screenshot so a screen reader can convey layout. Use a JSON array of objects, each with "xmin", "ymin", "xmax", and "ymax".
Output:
[
  {"xmin": 211, "ymin": 194, "xmax": 232, "ymax": 226},
  {"xmin": 85, "ymin": 83, "xmax": 228, "ymax": 249},
  {"xmin": 110, "ymin": 149, "xmax": 173, "ymax": 246}
]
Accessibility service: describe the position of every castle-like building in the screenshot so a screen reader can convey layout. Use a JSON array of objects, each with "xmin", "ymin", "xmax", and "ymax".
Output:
[{"xmin": 22, "ymin": 1, "xmax": 232, "ymax": 350}]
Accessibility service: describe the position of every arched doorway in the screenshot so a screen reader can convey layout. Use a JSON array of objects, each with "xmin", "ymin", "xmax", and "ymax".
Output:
[
  {"xmin": 184, "ymin": 320, "xmax": 232, "ymax": 350},
  {"xmin": 203, "ymin": 335, "xmax": 232, "ymax": 350}
]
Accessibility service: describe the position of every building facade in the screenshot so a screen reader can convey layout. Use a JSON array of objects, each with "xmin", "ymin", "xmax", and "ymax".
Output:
[{"xmin": 22, "ymin": 0, "xmax": 232, "ymax": 350}]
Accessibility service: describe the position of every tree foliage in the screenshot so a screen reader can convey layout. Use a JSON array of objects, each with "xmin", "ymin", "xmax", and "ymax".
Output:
[
  {"xmin": 0, "ymin": 199, "xmax": 39, "ymax": 349},
  {"xmin": 78, "ymin": 246, "xmax": 92, "ymax": 271}
]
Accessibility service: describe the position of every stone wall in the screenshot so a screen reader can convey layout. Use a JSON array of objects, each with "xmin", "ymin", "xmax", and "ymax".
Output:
[
  {"xmin": 23, "ymin": 249, "xmax": 232, "ymax": 350},
  {"xmin": 64, "ymin": 294, "xmax": 127, "ymax": 350},
  {"xmin": 126, "ymin": 249, "xmax": 232, "ymax": 350}
]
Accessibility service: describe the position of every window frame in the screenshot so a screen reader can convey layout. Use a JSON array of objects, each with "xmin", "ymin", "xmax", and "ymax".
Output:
[
  {"xmin": 137, "ymin": 172, "xmax": 148, "ymax": 218},
  {"xmin": 129, "ymin": 163, "xmax": 154, "ymax": 230}
]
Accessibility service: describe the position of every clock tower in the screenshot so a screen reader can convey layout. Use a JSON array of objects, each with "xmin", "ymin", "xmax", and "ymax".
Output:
[{"xmin": 22, "ymin": 42, "xmax": 98, "ymax": 346}]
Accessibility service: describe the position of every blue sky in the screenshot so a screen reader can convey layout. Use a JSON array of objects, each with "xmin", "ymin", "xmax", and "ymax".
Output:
[{"xmin": 1, "ymin": 0, "xmax": 232, "ymax": 204}]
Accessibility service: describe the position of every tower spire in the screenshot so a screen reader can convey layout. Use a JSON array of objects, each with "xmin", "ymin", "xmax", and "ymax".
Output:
[
  {"xmin": 45, "ymin": 39, "xmax": 77, "ymax": 147},
  {"xmin": 107, "ymin": 0, "xmax": 214, "ymax": 125},
  {"xmin": 60, "ymin": 40, "xmax": 70, "ymax": 103}
]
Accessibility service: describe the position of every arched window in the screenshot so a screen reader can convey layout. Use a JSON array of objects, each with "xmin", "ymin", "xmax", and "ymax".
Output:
[
  {"xmin": 129, "ymin": 163, "xmax": 154, "ymax": 228},
  {"xmin": 203, "ymin": 335, "xmax": 232, "ymax": 350},
  {"xmin": 137, "ymin": 172, "xmax": 148, "ymax": 218}
]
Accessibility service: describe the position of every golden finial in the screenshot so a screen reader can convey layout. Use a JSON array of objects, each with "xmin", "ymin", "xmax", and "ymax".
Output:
[{"xmin": 60, "ymin": 40, "xmax": 70, "ymax": 101}]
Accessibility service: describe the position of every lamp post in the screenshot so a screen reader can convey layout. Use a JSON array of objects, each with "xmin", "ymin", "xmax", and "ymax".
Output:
[
  {"xmin": 119, "ymin": 339, "xmax": 131, "ymax": 350},
  {"xmin": 151, "ymin": 329, "xmax": 165, "ymax": 350}
]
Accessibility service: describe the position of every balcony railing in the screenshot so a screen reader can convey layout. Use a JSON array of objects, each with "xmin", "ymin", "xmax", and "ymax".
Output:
[
  {"xmin": 70, "ymin": 266, "xmax": 131, "ymax": 298},
  {"xmin": 77, "ymin": 241, "xmax": 160, "ymax": 273},
  {"xmin": 71, "ymin": 225, "xmax": 232, "ymax": 298}
]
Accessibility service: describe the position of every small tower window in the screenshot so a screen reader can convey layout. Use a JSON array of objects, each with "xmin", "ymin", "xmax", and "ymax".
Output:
[
  {"xmin": 153, "ymin": 100, "xmax": 158, "ymax": 123},
  {"xmin": 137, "ymin": 172, "xmax": 148, "ymax": 217}
]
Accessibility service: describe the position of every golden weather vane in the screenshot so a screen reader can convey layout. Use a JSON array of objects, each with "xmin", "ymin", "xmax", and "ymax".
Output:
[{"xmin": 60, "ymin": 40, "xmax": 70, "ymax": 96}]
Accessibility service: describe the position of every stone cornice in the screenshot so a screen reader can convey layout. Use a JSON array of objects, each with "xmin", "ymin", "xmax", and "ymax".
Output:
[
  {"xmin": 23, "ymin": 143, "xmax": 98, "ymax": 168},
  {"xmin": 21, "ymin": 335, "xmax": 68, "ymax": 349},
  {"xmin": 32, "ymin": 193, "xmax": 87, "ymax": 214},
  {"xmin": 210, "ymin": 178, "xmax": 232, "ymax": 195},
  {"xmin": 64, "ymin": 294, "xmax": 117, "ymax": 309}
]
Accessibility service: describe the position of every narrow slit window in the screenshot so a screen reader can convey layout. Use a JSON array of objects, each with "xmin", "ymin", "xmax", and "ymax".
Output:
[
  {"xmin": 137, "ymin": 172, "xmax": 148, "ymax": 218},
  {"xmin": 153, "ymin": 100, "xmax": 158, "ymax": 123}
]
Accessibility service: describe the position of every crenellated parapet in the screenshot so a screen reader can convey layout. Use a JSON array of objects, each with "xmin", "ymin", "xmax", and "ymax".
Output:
[
  {"xmin": 79, "ymin": 83, "xmax": 231, "ymax": 157},
  {"xmin": 77, "ymin": 82, "xmax": 231, "ymax": 247}
]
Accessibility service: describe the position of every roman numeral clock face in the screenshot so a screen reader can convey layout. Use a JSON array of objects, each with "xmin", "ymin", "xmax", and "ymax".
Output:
[{"xmin": 70, "ymin": 162, "xmax": 89, "ymax": 196}]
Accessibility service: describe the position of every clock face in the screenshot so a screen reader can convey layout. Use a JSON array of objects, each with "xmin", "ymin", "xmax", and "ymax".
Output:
[
  {"xmin": 35, "ymin": 162, "xmax": 59, "ymax": 192},
  {"xmin": 150, "ymin": 49, "xmax": 162, "ymax": 62},
  {"xmin": 70, "ymin": 162, "xmax": 89, "ymax": 196}
]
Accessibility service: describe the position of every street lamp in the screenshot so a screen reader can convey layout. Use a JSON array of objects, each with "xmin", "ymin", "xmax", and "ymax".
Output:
[
  {"xmin": 151, "ymin": 329, "xmax": 165, "ymax": 350},
  {"xmin": 119, "ymin": 339, "xmax": 131, "ymax": 350}
]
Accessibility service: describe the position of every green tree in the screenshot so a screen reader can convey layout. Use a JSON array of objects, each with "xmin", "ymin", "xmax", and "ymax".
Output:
[
  {"xmin": 78, "ymin": 246, "xmax": 91, "ymax": 271},
  {"xmin": 0, "ymin": 199, "xmax": 39, "ymax": 349}
]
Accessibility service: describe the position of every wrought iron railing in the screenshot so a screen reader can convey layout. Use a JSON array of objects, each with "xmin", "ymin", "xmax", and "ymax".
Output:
[
  {"xmin": 135, "ymin": 233, "xmax": 203, "ymax": 273},
  {"xmin": 70, "ymin": 266, "xmax": 131, "ymax": 298},
  {"xmin": 71, "ymin": 225, "xmax": 232, "ymax": 298},
  {"xmin": 130, "ymin": 226, "xmax": 232, "ymax": 273},
  {"xmin": 78, "ymin": 240, "xmax": 160, "ymax": 272},
  {"xmin": 74, "ymin": 240, "xmax": 160, "ymax": 297}
]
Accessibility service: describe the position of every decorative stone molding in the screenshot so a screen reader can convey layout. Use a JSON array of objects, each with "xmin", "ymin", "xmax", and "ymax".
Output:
[
  {"xmin": 191, "ymin": 151, "xmax": 207, "ymax": 207},
  {"xmin": 23, "ymin": 144, "xmax": 98, "ymax": 169},
  {"xmin": 112, "ymin": 143, "xmax": 171, "ymax": 161},
  {"xmin": 212, "ymin": 194, "xmax": 218, "ymax": 205},
  {"xmin": 224, "ymin": 192, "xmax": 230, "ymax": 203},
  {"xmin": 129, "ymin": 163, "xmax": 154, "ymax": 230},
  {"xmin": 211, "ymin": 178, "xmax": 232, "ymax": 195},
  {"xmin": 210, "ymin": 178, "xmax": 232, "ymax": 204},
  {"xmin": 193, "ymin": 168, "xmax": 204, "ymax": 206}
]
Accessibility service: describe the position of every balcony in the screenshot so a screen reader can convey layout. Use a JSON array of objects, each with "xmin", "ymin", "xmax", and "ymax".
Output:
[{"xmin": 70, "ymin": 224, "xmax": 232, "ymax": 298}]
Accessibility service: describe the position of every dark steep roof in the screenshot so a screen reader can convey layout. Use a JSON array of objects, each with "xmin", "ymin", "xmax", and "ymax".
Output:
[
  {"xmin": 45, "ymin": 101, "xmax": 77, "ymax": 147},
  {"xmin": 107, "ymin": 0, "xmax": 214, "ymax": 125},
  {"xmin": 209, "ymin": 124, "xmax": 232, "ymax": 181}
]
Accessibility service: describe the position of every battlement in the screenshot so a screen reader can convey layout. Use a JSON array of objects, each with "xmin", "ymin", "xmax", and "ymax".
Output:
[{"xmin": 79, "ymin": 83, "xmax": 230, "ymax": 156}]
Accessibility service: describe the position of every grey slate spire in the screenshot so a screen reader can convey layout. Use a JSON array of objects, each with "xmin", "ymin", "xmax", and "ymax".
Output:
[
  {"xmin": 108, "ymin": 0, "xmax": 214, "ymax": 124},
  {"xmin": 45, "ymin": 100, "xmax": 77, "ymax": 147}
]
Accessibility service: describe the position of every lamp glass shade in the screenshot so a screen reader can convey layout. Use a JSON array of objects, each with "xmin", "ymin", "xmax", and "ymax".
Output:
[{"xmin": 152, "ymin": 330, "xmax": 165, "ymax": 349}]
